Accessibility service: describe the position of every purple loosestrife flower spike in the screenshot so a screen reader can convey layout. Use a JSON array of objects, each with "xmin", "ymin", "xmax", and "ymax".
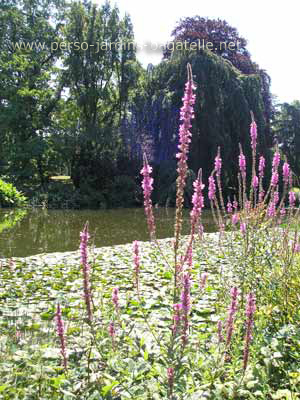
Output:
[
  {"xmin": 141, "ymin": 155, "xmax": 156, "ymax": 239},
  {"xmin": 80, "ymin": 223, "xmax": 92, "ymax": 323},
  {"xmin": 243, "ymin": 293, "xmax": 256, "ymax": 370},
  {"xmin": 208, "ymin": 175, "xmax": 216, "ymax": 201},
  {"xmin": 174, "ymin": 64, "xmax": 196, "ymax": 252},
  {"xmin": 252, "ymin": 175, "xmax": 259, "ymax": 189},
  {"xmin": 259, "ymin": 156, "xmax": 265, "ymax": 178},
  {"xmin": 271, "ymin": 171, "xmax": 279, "ymax": 187},
  {"xmin": 240, "ymin": 222, "xmax": 247, "ymax": 234},
  {"xmin": 280, "ymin": 207, "xmax": 286, "ymax": 217},
  {"xmin": 293, "ymin": 243, "xmax": 300, "ymax": 253},
  {"xmin": 239, "ymin": 149, "xmax": 246, "ymax": 178},
  {"xmin": 109, "ymin": 321, "xmax": 115, "ymax": 337},
  {"xmin": 232, "ymin": 213, "xmax": 239, "ymax": 225},
  {"xmin": 180, "ymin": 273, "xmax": 191, "ymax": 345},
  {"xmin": 112, "ymin": 287, "xmax": 119, "ymax": 312},
  {"xmin": 274, "ymin": 191, "xmax": 279, "ymax": 205},
  {"xmin": 250, "ymin": 115, "xmax": 257, "ymax": 151},
  {"xmin": 272, "ymin": 151, "xmax": 280, "ymax": 170},
  {"xmin": 172, "ymin": 303, "xmax": 182, "ymax": 335},
  {"xmin": 214, "ymin": 148, "xmax": 222, "ymax": 177},
  {"xmin": 233, "ymin": 200, "xmax": 238, "ymax": 210},
  {"xmin": 267, "ymin": 202, "xmax": 276, "ymax": 218},
  {"xmin": 190, "ymin": 169, "xmax": 205, "ymax": 236},
  {"xmin": 289, "ymin": 191, "xmax": 296, "ymax": 208},
  {"xmin": 226, "ymin": 287, "xmax": 239, "ymax": 347},
  {"xmin": 282, "ymin": 162, "xmax": 290, "ymax": 185},
  {"xmin": 55, "ymin": 303, "xmax": 67, "ymax": 370},
  {"xmin": 227, "ymin": 200, "xmax": 233, "ymax": 213},
  {"xmin": 217, "ymin": 320, "xmax": 224, "ymax": 343},
  {"xmin": 133, "ymin": 240, "xmax": 140, "ymax": 291}
]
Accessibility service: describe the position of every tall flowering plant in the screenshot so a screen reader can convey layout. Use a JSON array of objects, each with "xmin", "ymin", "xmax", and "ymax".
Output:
[
  {"xmin": 55, "ymin": 303, "xmax": 67, "ymax": 370},
  {"xmin": 174, "ymin": 64, "xmax": 196, "ymax": 262},
  {"xmin": 80, "ymin": 223, "xmax": 93, "ymax": 323}
]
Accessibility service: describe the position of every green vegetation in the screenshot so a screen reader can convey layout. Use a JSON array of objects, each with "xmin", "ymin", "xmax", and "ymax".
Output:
[
  {"xmin": 0, "ymin": 208, "xmax": 27, "ymax": 234},
  {"xmin": 0, "ymin": 63, "xmax": 299, "ymax": 399},
  {"xmin": 0, "ymin": 179, "xmax": 27, "ymax": 208},
  {"xmin": 2, "ymin": 0, "xmax": 295, "ymax": 209}
]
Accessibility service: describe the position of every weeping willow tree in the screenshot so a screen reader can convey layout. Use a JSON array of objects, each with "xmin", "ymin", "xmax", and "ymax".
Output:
[{"xmin": 144, "ymin": 49, "xmax": 272, "ymax": 201}]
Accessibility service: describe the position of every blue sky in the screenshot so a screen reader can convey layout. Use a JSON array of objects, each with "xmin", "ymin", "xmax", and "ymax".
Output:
[{"xmin": 98, "ymin": 0, "xmax": 299, "ymax": 103}]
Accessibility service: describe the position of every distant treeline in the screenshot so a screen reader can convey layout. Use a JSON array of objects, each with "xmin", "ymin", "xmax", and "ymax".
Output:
[{"xmin": 0, "ymin": 0, "xmax": 299, "ymax": 208}]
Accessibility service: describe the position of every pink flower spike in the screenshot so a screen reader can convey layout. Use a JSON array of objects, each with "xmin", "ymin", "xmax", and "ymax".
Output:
[
  {"xmin": 141, "ymin": 156, "xmax": 156, "ymax": 239},
  {"xmin": 274, "ymin": 191, "xmax": 279, "ymax": 205},
  {"xmin": 250, "ymin": 116, "xmax": 257, "ymax": 151},
  {"xmin": 190, "ymin": 169, "xmax": 205, "ymax": 235},
  {"xmin": 227, "ymin": 200, "xmax": 233, "ymax": 213},
  {"xmin": 112, "ymin": 287, "xmax": 119, "ymax": 311},
  {"xmin": 258, "ymin": 156, "xmax": 265, "ymax": 178},
  {"xmin": 240, "ymin": 222, "xmax": 247, "ymax": 234},
  {"xmin": 55, "ymin": 303, "xmax": 67, "ymax": 370},
  {"xmin": 217, "ymin": 320, "xmax": 224, "ymax": 343},
  {"xmin": 267, "ymin": 202, "xmax": 276, "ymax": 218},
  {"xmin": 243, "ymin": 293, "xmax": 256, "ymax": 370},
  {"xmin": 280, "ymin": 207, "xmax": 286, "ymax": 217},
  {"xmin": 239, "ymin": 149, "xmax": 246, "ymax": 178},
  {"xmin": 214, "ymin": 148, "xmax": 222, "ymax": 177},
  {"xmin": 109, "ymin": 321, "xmax": 115, "ymax": 337},
  {"xmin": 226, "ymin": 287, "xmax": 239, "ymax": 347},
  {"xmin": 133, "ymin": 240, "xmax": 140, "ymax": 290},
  {"xmin": 272, "ymin": 151, "xmax": 280, "ymax": 170},
  {"xmin": 80, "ymin": 223, "xmax": 92, "ymax": 322},
  {"xmin": 172, "ymin": 303, "xmax": 182, "ymax": 335},
  {"xmin": 293, "ymin": 243, "xmax": 300, "ymax": 253},
  {"xmin": 232, "ymin": 213, "xmax": 239, "ymax": 225},
  {"xmin": 282, "ymin": 162, "xmax": 290, "ymax": 185},
  {"xmin": 271, "ymin": 171, "xmax": 279, "ymax": 187},
  {"xmin": 208, "ymin": 175, "xmax": 216, "ymax": 200},
  {"xmin": 252, "ymin": 175, "xmax": 259, "ymax": 189},
  {"xmin": 289, "ymin": 191, "xmax": 296, "ymax": 208}
]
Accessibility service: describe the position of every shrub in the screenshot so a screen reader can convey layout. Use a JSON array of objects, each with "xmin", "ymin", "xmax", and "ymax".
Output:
[{"xmin": 0, "ymin": 179, "xmax": 27, "ymax": 207}]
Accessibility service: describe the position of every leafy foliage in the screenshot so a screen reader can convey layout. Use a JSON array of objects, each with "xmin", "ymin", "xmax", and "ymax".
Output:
[
  {"xmin": 0, "ymin": 179, "xmax": 27, "ymax": 207},
  {"xmin": 274, "ymin": 101, "xmax": 300, "ymax": 179},
  {"xmin": 0, "ymin": 0, "xmax": 65, "ymax": 186}
]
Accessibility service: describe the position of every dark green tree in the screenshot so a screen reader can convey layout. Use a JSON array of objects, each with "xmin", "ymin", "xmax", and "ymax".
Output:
[
  {"xmin": 273, "ymin": 101, "xmax": 300, "ymax": 179},
  {"xmin": 0, "ymin": 0, "xmax": 65, "ymax": 188},
  {"xmin": 135, "ymin": 50, "xmax": 270, "ymax": 200},
  {"xmin": 164, "ymin": 17, "xmax": 273, "ymax": 145},
  {"xmin": 62, "ymin": 0, "xmax": 139, "ymax": 192}
]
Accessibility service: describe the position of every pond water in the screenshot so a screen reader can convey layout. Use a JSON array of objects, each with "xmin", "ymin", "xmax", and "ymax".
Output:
[{"xmin": 0, "ymin": 208, "xmax": 216, "ymax": 258}]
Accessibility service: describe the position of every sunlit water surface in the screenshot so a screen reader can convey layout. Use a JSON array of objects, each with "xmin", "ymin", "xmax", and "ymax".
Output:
[{"xmin": 0, "ymin": 208, "xmax": 216, "ymax": 258}]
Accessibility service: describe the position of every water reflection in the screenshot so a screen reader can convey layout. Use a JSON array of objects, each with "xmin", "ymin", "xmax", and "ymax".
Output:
[{"xmin": 0, "ymin": 208, "xmax": 216, "ymax": 258}]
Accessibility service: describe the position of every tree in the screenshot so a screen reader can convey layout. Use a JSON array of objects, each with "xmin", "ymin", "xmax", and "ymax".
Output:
[
  {"xmin": 164, "ymin": 17, "xmax": 256, "ymax": 74},
  {"xmin": 164, "ymin": 16, "xmax": 273, "ymax": 143},
  {"xmin": 62, "ymin": 0, "xmax": 139, "ymax": 191},
  {"xmin": 0, "ymin": 0, "xmax": 65, "ymax": 187},
  {"xmin": 273, "ymin": 101, "xmax": 300, "ymax": 179},
  {"xmin": 134, "ymin": 50, "xmax": 271, "ymax": 201}
]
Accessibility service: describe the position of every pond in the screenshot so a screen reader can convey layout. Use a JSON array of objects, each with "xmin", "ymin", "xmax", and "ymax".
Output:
[{"xmin": 0, "ymin": 208, "xmax": 216, "ymax": 258}]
